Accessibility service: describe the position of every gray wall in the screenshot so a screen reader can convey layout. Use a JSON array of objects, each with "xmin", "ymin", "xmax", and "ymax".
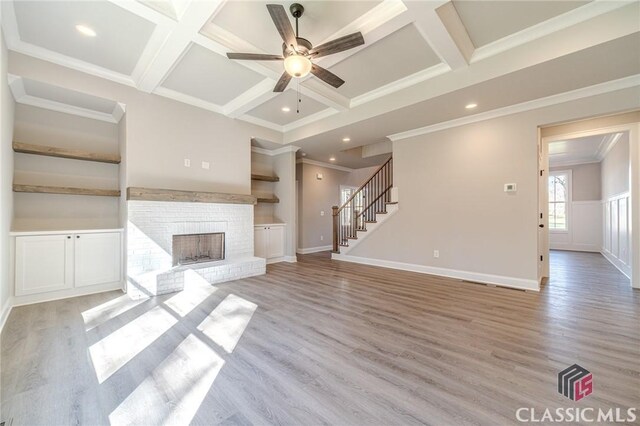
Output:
[
  {"xmin": 602, "ymin": 133, "xmax": 629, "ymax": 200},
  {"xmin": 550, "ymin": 162, "xmax": 601, "ymax": 201},
  {"xmin": 348, "ymin": 88, "xmax": 640, "ymax": 284},
  {"xmin": 9, "ymin": 52, "xmax": 282, "ymax": 195},
  {"xmin": 1, "ymin": 36, "xmax": 15, "ymax": 321}
]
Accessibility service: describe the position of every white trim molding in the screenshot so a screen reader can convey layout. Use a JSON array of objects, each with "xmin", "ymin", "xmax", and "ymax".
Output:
[
  {"xmin": 388, "ymin": 74, "xmax": 640, "ymax": 142},
  {"xmin": 331, "ymin": 254, "xmax": 539, "ymax": 291},
  {"xmin": 0, "ymin": 299, "xmax": 13, "ymax": 334},
  {"xmin": 297, "ymin": 245, "xmax": 332, "ymax": 255},
  {"xmin": 251, "ymin": 145, "xmax": 300, "ymax": 157},
  {"xmin": 296, "ymin": 158, "xmax": 354, "ymax": 172}
]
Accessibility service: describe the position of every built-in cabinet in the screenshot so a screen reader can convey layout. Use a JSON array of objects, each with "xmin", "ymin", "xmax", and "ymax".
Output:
[
  {"xmin": 254, "ymin": 224, "xmax": 285, "ymax": 263},
  {"xmin": 15, "ymin": 230, "xmax": 122, "ymax": 296}
]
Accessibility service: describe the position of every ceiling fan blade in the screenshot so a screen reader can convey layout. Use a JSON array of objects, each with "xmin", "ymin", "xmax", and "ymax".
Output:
[
  {"xmin": 227, "ymin": 52, "xmax": 284, "ymax": 61},
  {"xmin": 311, "ymin": 64, "xmax": 345, "ymax": 88},
  {"xmin": 226, "ymin": 53, "xmax": 284, "ymax": 61},
  {"xmin": 267, "ymin": 4, "xmax": 298, "ymax": 50},
  {"xmin": 309, "ymin": 32, "xmax": 364, "ymax": 58},
  {"xmin": 274, "ymin": 71, "xmax": 292, "ymax": 92}
]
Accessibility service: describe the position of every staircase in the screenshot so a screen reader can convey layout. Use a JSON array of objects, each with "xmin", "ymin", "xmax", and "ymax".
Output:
[{"xmin": 332, "ymin": 156, "xmax": 398, "ymax": 254}]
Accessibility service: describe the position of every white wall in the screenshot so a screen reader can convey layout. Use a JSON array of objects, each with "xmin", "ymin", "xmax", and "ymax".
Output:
[
  {"xmin": 346, "ymin": 88, "xmax": 639, "ymax": 291},
  {"xmin": 549, "ymin": 163, "xmax": 602, "ymax": 252},
  {"xmin": 1, "ymin": 35, "xmax": 15, "ymax": 328},
  {"xmin": 601, "ymin": 133, "xmax": 631, "ymax": 277}
]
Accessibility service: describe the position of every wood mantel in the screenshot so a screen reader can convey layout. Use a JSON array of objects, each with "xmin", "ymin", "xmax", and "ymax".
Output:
[{"xmin": 126, "ymin": 187, "xmax": 257, "ymax": 204}]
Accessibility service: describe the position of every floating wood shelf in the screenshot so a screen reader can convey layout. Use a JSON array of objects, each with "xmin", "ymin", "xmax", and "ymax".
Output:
[
  {"xmin": 257, "ymin": 196, "xmax": 280, "ymax": 204},
  {"xmin": 13, "ymin": 142, "xmax": 121, "ymax": 164},
  {"xmin": 127, "ymin": 187, "xmax": 257, "ymax": 204},
  {"xmin": 13, "ymin": 184, "xmax": 121, "ymax": 197},
  {"xmin": 251, "ymin": 174, "xmax": 279, "ymax": 182}
]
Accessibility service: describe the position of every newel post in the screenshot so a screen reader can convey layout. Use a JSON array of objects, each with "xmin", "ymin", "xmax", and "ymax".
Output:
[{"xmin": 332, "ymin": 206, "xmax": 339, "ymax": 253}]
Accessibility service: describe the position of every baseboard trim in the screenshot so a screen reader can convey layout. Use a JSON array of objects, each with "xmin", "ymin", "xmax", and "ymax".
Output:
[
  {"xmin": 284, "ymin": 256, "xmax": 297, "ymax": 263},
  {"xmin": 601, "ymin": 249, "xmax": 631, "ymax": 279},
  {"xmin": 550, "ymin": 244, "xmax": 600, "ymax": 253},
  {"xmin": 11, "ymin": 282, "xmax": 125, "ymax": 308},
  {"xmin": 0, "ymin": 298, "xmax": 13, "ymax": 334},
  {"xmin": 297, "ymin": 245, "xmax": 332, "ymax": 254},
  {"xmin": 331, "ymin": 254, "xmax": 539, "ymax": 292}
]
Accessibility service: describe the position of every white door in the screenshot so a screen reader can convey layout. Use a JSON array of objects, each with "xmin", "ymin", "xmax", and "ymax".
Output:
[
  {"xmin": 254, "ymin": 227, "xmax": 268, "ymax": 258},
  {"xmin": 268, "ymin": 226, "xmax": 285, "ymax": 258},
  {"xmin": 75, "ymin": 233, "xmax": 122, "ymax": 287},
  {"xmin": 16, "ymin": 235, "xmax": 73, "ymax": 296}
]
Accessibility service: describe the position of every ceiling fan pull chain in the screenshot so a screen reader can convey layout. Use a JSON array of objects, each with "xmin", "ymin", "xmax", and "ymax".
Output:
[{"xmin": 297, "ymin": 80, "xmax": 301, "ymax": 114}]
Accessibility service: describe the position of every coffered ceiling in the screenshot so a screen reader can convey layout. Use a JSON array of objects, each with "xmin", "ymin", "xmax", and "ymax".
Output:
[{"xmin": 2, "ymin": 0, "xmax": 639, "ymax": 168}]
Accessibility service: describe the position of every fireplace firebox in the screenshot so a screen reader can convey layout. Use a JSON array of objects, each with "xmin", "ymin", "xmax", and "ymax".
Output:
[{"xmin": 172, "ymin": 232, "xmax": 225, "ymax": 266}]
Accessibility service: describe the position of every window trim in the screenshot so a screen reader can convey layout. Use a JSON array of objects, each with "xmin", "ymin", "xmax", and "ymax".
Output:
[{"xmin": 548, "ymin": 169, "xmax": 572, "ymax": 234}]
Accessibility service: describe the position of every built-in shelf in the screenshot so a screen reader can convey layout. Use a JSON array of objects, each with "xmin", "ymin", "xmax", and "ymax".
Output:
[
  {"xmin": 13, "ymin": 184, "xmax": 121, "ymax": 197},
  {"xmin": 251, "ymin": 174, "xmax": 279, "ymax": 182},
  {"xmin": 127, "ymin": 187, "xmax": 257, "ymax": 204},
  {"xmin": 13, "ymin": 141, "xmax": 121, "ymax": 164},
  {"xmin": 257, "ymin": 196, "xmax": 280, "ymax": 203}
]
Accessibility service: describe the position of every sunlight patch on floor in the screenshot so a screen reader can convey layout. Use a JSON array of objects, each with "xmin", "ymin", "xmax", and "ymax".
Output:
[
  {"xmin": 82, "ymin": 294, "xmax": 146, "ymax": 331},
  {"xmin": 198, "ymin": 294, "xmax": 257, "ymax": 353},
  {"xmin": 89, "ymin": 306, "xmax": 178, "ymax": 384},
  {"xmin": 108, "ymin": 333, "xmax": 224, "ymax": 425},
  {"xmin": 163, "ymin": 270, "xmax": 217, "ymax": 317}
]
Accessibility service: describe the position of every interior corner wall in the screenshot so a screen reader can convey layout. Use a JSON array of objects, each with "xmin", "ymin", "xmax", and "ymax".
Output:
[
  {"xmin": 8, "ymin": 52, "xmax": 282, "ymax": 196},
  {"xmin": 1, "ymin": 35, "xmax": 15, "ymax": 326},
  {"xmin": 346, "ymin": 87, "xmax": 640, "ymax": 290},
  {"xmin": 549, "ymin": 162, "xmax": 602, "ymax": 252},
  {"xmin": 273, "ymin": 151, "xmax": 297, "ymax": 259},
  {"xmin": 297, "ymin": 163, "xmax": 349, "ymax": 252}
]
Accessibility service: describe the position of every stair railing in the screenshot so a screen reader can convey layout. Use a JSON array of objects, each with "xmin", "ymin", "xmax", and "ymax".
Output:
[{"xmin": 332, "ymin": 156, "xmax": 393, "ymax": 252}]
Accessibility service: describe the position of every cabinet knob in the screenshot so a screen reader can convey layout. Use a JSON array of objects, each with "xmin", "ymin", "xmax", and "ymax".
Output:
[
  {"xmin": 76, "ymin": 235, "xmax": 80, "ymax": 238},
  {"xmin": 67, "ymin": 236, "xmax": 71, "ymax": 239}
]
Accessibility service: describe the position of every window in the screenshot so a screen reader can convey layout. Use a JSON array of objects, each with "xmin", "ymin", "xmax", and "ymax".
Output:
[{"xmin": 548, "ymin": 171, "xmax": 570, "ymax": 231}]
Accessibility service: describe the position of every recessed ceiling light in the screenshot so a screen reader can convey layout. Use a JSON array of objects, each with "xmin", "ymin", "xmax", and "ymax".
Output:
[
  {"xmin": 329, "ymin": 157, "xmax": 336, "ymax": 162},
  {"xmin": 281, "ymin": 106, "xmax": 290, "ymax": 112},
  {"xmin": 465, "ymin": 103, "xmax": 478, "ymax": 109},
  {"xmin": 75, "ymin": 24, "xmax": 97, "ymax": 37},
  {"xmin": 342, "ymin": 137, "xmax": 350, "ymax": 142}
]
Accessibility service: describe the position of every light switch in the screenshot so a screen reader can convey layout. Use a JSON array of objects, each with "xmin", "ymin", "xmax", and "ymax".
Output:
[
  {"xmin": 320, "ymin": 210, "xmax": 325, "ymax": 216},
  {"xmin": 184, "ymin": 159, "xmax": 191, "ymax": 168},
  {"xmin": 202, "ymin": 161, "xmax": 210, "ymax": 170}
]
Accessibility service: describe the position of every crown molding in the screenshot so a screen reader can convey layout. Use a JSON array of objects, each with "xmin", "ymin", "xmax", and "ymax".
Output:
[
  {"xmin": 8, "ymin": 75, "xmax": 123, "ymax": 123},
  {"xmin": 251, "ymin": 145, "xmax": 300, "ymax": 156},
  {"xmin": 388, "ymin": 74, "xmax": 640, "ymax": 142},
  {"xmin": 153, "ymin": 86, "xmax": 225, "ymax": 115},
  {"xmin": 296, "ymin": 158, "xmax": 354, "ymax": 172},
  {"xmin": 549, "ymin": 158, "xmax": 601, "ymax": 168},
  {"xmin": 471, "ymin": 0, "xmax": 636, "ymax": 63},
  {"xmin": 596, "ymin": 132, "xmax": 623, "ymax": 161}
]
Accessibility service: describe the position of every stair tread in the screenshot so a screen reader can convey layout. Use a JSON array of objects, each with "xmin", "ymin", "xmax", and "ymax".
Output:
[{"xmin": 386, "ymin": 202, "xmax": 398, "ymax": 205}]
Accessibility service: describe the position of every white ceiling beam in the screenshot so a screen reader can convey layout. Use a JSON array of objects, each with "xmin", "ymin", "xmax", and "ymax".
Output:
[
  {"xmin": 408, "ymin": 1, "xmax": 471, "ymax": 70},
  {"xmin": 136, "ymin": 0, "xmax": 226, "ymax": 92},
  {"xmin": 224, "ymin": 78, "xmax": 279, "ymax": 118}
]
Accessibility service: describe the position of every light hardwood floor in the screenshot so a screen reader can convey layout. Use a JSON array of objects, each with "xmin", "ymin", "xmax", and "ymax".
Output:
[{"xmin": 1, "ymin": 251, "xmax": 638, "ymax": 425}]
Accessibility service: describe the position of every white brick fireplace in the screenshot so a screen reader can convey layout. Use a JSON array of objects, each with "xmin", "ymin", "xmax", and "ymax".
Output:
[{"xmin": 127, "ymin": 199, "xmax": 265, "ymax": 298}]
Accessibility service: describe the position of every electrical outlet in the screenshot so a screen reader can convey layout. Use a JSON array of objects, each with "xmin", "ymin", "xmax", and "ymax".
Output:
[
  {"xmin": 320, "ymin": 210, "xmax": 325, "ymax": 216},
  {"xmin": 433, "ymin": 250, "xmax": 440, "ymax": 258},
  {"xmin": 320, "ymin": 235, "xmax": 324, "ymax": 241},
  {"xmin": 202, "ymin": 161, "xmax": 210, "ymax": 170},
  {"xmin": 184, "ymin": 159, "xmax": 191, "ymax": 168}
]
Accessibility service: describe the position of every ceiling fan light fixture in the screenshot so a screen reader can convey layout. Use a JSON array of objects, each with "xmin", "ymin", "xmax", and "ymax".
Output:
[{"xmin": 284, "ymin": 54, "xmax": 312, "ymax": 78}]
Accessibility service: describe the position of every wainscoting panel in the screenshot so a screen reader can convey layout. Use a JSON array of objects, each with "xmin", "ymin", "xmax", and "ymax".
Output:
[
  {"xmin": 550, "ymin": 201, "xmax": 601, "ymax": 252},
  {"xmin": 602, "ymin": 192, "xmax": 631, "ymax": 277}
]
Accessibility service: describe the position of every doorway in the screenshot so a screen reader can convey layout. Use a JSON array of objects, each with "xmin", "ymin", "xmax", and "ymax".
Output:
[{"xmin": 538, "ymin": 115, "xmax": 640, "ymax": 290}]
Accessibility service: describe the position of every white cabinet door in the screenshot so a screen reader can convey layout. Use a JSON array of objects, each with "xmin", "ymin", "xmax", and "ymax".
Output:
[
  {"xmin": 75, "ymin": 233, "xmax": 122, "ymax": 287},
  {"xmin": 16, "ymin": 235, "xmax": 73, "ymax": 296},
  {"xmin": 254, "ymin": 227, "xmax": 268, "ymax": 258},
  {"xmin": 268, "ymin": 226, "xmax": 285, "ymax": 258}
]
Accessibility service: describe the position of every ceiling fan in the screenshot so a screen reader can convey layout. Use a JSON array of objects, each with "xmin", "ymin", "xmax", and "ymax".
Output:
[{"xmin": 226, "ymin": 3, "xmax": 364, "ymax": 92}]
